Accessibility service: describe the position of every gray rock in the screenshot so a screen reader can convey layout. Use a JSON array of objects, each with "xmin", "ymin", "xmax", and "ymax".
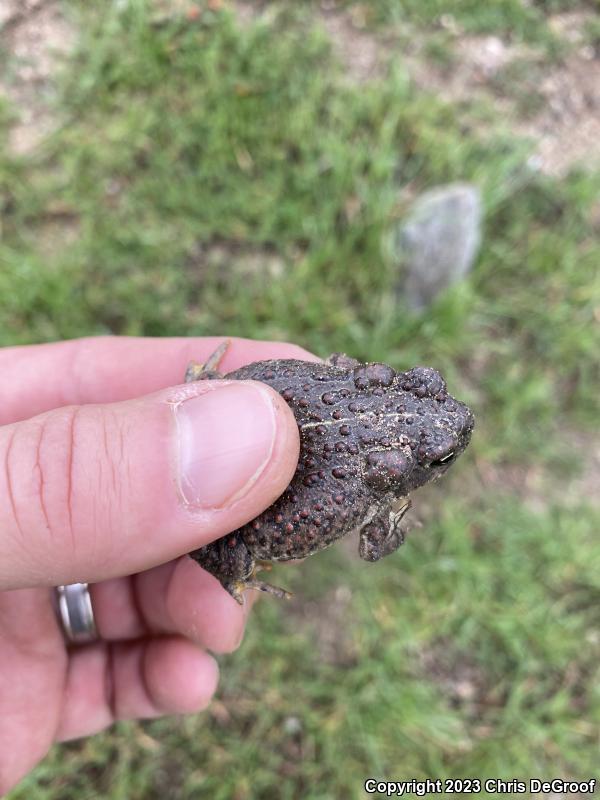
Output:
[{"xmin": 394, "ymin": 183, "xmax": 482, "ymax": 311}]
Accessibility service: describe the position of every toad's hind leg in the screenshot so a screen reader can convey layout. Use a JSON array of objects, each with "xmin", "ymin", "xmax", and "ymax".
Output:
[
  {"xmin": 246, "ymin": 560, "xmax": 292, "ymax": 599},
  {"xmin": 185, "ymin": 340, "xmax": 230, "ymax": 382},
  {"xmin": 190, "ymin": 533, "xmax": 292, "ymax": 604}
]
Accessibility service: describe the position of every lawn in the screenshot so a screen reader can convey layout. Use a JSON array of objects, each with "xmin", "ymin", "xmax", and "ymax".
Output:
[{"xmin": 2, "ymin": 1, "xmax": 599, "ymax": 797}]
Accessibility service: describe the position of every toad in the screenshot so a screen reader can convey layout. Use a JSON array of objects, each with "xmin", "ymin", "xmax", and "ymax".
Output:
[{"xmin": 187, "ymin": 342, "xmax": 474, "ymax": 603}]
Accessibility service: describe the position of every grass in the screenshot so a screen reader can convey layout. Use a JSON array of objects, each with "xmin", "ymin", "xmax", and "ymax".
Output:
[{"xmin": 2, "ymin": 1, "xmax": 600, "ymax": 797}]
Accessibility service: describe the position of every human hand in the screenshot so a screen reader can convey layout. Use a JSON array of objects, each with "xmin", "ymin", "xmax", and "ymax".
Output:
[{"xmin": 0, "ymin": 335, "xmax": 313, "ymax": 793}]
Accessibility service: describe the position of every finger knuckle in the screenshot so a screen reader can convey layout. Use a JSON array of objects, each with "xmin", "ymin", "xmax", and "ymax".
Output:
[
  {"xmin": 5, "ymin": 408, "xmax": 80, "ymax": 552},
  {"xmin": 2, "ymin": 406, "xmax": 120, "ymax": 569},
  {"xmin": 1, "ymin": 402, "xmax": 134, "ymax": 581}
]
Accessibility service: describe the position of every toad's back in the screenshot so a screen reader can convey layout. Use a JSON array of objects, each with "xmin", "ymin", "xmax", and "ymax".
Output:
[{"xmin": 224, "ymin": 358, "xmax": 375, "ymax": 560}]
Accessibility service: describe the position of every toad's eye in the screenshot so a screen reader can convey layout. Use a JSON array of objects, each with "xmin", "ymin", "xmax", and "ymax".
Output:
[
  {"xmin": 418, "ymin": 430, "xmax": 457, "ymax": 468},
  {"xmin": 430, "ymin": 451, "xmax": 455, "ymax": 468}
]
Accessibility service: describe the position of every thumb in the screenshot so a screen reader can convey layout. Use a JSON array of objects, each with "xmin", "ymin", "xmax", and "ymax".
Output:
[{"xmin": 0, "ymin": 380, "xmax": 300, "ymax": 589}]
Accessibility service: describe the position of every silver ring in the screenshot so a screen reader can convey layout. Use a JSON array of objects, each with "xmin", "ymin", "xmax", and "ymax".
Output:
[{"xmin": 55, "ymin": 583, "xmax": 98, "ymax": 643}]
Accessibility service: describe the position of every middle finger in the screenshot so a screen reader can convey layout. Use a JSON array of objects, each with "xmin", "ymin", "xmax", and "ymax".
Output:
[{"xmin": 90, "ymin": 558, "xmax": 255, "ymax": 654}]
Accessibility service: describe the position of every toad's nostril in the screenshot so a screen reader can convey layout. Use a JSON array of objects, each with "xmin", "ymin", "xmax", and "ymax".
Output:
[{"xmin": 460, "ymin": 407, "xmax": 475, "ymax": 438}]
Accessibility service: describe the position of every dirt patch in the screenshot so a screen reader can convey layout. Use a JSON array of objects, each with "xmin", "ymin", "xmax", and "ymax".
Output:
[
  {"xmin": 410, "ymin": 34, "xmax": 533, "ymax": 94},
  {"xmin": 299, "ymin": 6, "xmax": 600, "ymax": 177},
  {"xmin": 419, "ymin": 637, "xmax": 501, "ymax": 728},
  {"xmin": 560, "ymin": 429, "xmax": 600, "ymax": 509},
  {"xmin": 319, "ymin": 6, "xmax": 387, "ymax": 83},
  {"xmin": 184, "ymin": 239, "xmax": 292, "ymax": 293},
  {"xmin": 405, "ymin": 24, "xmax": 600, "ymax": 176},
  {"xmin": 548, "ymin": 10, "xmax": 596, "ymax": 47},
  {"xmin": 230, "ymin": 0, "xmax": 263, "ymax": 27},
  {"xmin": 524, "ymin": 51, "xmax": 600, "ymax": 176},
  {"xmin": 286, "ymin": 582, "xmax": 360, "ymax": 667},
  {"xmin": 0, "ymin": 0, "xmax": 75, "ymax": 154},
  {"xmin": 230, "ymin": 0, "xmax": 388, "ymax": 83},
  {"xmin": 472, "ymin": 427, "xmax": 600, "ymax": 514}
]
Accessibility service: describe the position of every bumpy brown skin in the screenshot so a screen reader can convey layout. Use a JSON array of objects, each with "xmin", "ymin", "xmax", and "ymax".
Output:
[{"xmin": 188, "ymin": 347, "xmax": 474, "ymax": 603}]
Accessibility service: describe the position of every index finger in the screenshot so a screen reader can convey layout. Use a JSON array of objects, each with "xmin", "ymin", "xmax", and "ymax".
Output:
[{"xmin": 0, "ymin": 335, "xmax": 319, "ymax": 423}]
